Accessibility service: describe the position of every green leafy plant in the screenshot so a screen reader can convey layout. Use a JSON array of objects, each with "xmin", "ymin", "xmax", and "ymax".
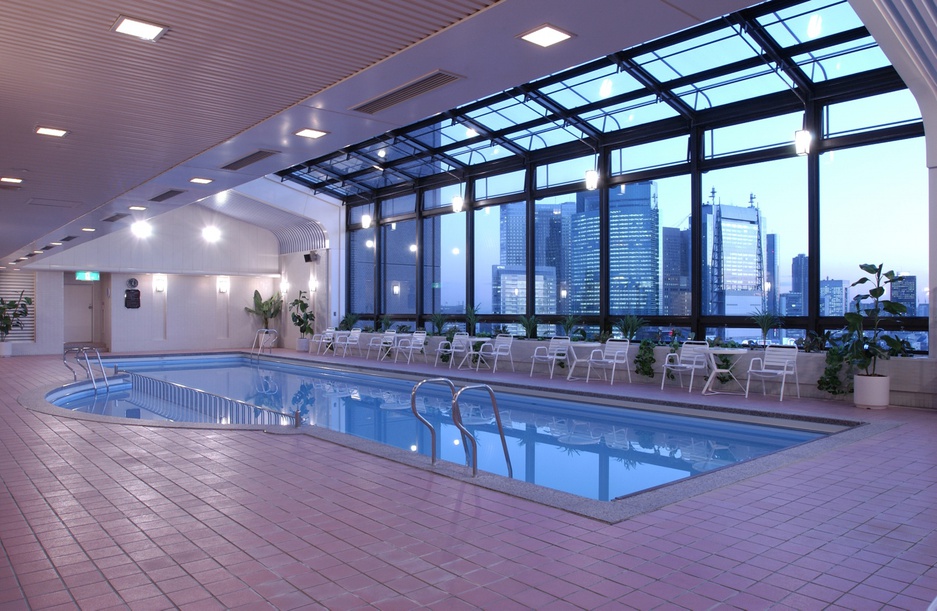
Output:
[
  {"xmin": 379, "ymin": 314, "xmax": 393, "ymax": 332},
  {"xmin": 749, "ymin": 308, "xmax": 782, "ymax": 348},
  {"xmin": 0, "ymin": 290, "xmax": 33, "ymax": 342},
  {"xmin": 817, "ymin": 339, "xmax": 850, "ymax": 396},
  {"xmin": 338, "ymin": 312, "xmax": 360, "ymax": 331},
  {"xmin": 465, "ymin": 303, "xmax": 481, "ymax": 336},
  {"xmin": 634, "ymin": 339, "xmax": 657, "ymax": 378},
  {"xmin": 395, "ymin": 324, "xmax": 412, "ymax": 334},
  {"xmin": 244, "ymin": 290, "xmax": 283, "ymax": 329},
  {"xmin": 615, "ymin": 315, "xmax": 648, "ymax": 341},
  {"xmin": 843, "ymin": 263, "xmax": 908, "ymax": 376},
  {"xmin": 288, "ymin": 290, "xmax": 315, "ymax": 338},
  {"xmin": 560, "ymin": 314, "xmax": 581, "ymax": 337},
  {"xmin": 518, "ymin": 315, "xmax": 539, "ymax": 339},
  {"xmin": 429, "ymin": 312, "xmax": 447, "ymax": 336},
  {"xmin": 798, "ymin": 330, "xmax": 830, "ymax": 353}
]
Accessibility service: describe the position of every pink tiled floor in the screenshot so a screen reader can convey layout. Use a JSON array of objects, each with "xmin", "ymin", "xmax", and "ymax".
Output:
[{"xmin": 1, "ymin": 351, "xmax": 936, "ymax": 609}]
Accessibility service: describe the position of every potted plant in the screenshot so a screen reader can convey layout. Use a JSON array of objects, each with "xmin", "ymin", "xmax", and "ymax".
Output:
[
  {"xmin": 289, "ymin": 290, "xmax": 315, "ymax": 352},
  {"xmin": 245, "ymin": 290, "xmax": 283, "ymax": 349},
  {"xmin": 748, "ymin": 308, "xmax": 782, "ymax": 349},
  {"xmin": 0, "ymin": 290, "xmax": 32, "ymax": 357},
  {"xmin": 465, "ymin": 303, "xmax": 481, "ymax": 336},
  {"xmin": 843, "ymin": 263, "xmax": 908, "ymax": 409},
  {"xmin": 615, "ymin": 314, "xmax": 647, "ymax": 341}
]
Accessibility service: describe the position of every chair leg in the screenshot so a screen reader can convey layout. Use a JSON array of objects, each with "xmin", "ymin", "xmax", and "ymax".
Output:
[
  {"xmin": 779, "ymin": 376, "xmax": 786, "ymax": 401},
  {"xmin": 744, "ymin": 375, "xmax": 751, "ymax": 398}
]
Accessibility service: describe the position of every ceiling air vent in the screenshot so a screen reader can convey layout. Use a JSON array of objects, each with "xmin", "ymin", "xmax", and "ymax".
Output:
[
  {"xmin": 222, "ymin": 149, "xmax": 280, "ymax": 171},
  {"xmin": 60, "ymin": 235, "xmax": 78, "ymax": 242},
  {"xmin": 351, "ymin": 70, "xmax": 462, "ymax": 115},
  {"xmin": 149, "ymin": 189, "xmax": 186, "ymax": 202},
  {"xmin": 103, "ymin": 213, "xmax": 129, "ymax": 223}
]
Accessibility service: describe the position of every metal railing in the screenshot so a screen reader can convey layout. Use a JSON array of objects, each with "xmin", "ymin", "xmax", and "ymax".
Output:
[
  {"xmin": 128, "ymin": 372, "xmax": 300, "ymax": 427},
  {"xmin": 250, "ymin": 329, "xmax": 278, "ymax": 358},
  {"xmin": 410, "ymin": 377, "xmax": 513, "ymax": 478},
  {"xmin": 63, "ymin": 345, "xmax": 110, "ymax": 392}
]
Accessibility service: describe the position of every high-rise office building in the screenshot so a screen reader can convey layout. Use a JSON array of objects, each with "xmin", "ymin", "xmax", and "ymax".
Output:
[
  {"xmin": 791, "ymin": 254, "xmax": 808, "ymax": 308},
  {"xmin": 891, "ymin": 275, "xmax": 917, "ymax": 315},
  {"xmin": 702, "ymin": 198, "xmax": 765, "ymax": 316},
  {"xmin": 765, "ymin": 234, "xmax": 780, "ymax": 315},
  {"xmin": 662, "ymin": 226, "xmax": 691, "ymax": 316},
  {"xmin": 819, "ymin": 278, "xmax": 846, "ymax": 316}
]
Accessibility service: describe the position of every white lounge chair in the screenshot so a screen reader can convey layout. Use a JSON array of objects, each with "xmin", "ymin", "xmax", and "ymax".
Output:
[
  {"xmin": 367, "ymin": 330, "xmax": 397, "ymax": 360},
  {"xmin": 310, "ymin": 327, "xmax": 335, "ymax": 355},
  {"xmin": 475, "ymin": 334, "xmax": 515, "ymax": 372},
  {"xmin": 530, "ymin": 336, "xmax": 570, "ymax": 379},
  {"xmin": 435, "ymin": 331, "xmax": 470, "ymax": 368},
  {"xmin": 661, "ymin": 340, "xmax": 710, "ymax": 392},
  {"xmin": 586, "ymin": 338, "xmax": 631, "ymax": 384},
  {"xmin": 334, "ymin": 328, "xmax": 362, "ymax": 357},
  {"xmin": 394, "ymin": 330, "xmax": 427, "ymax": 363},
  {"xmin": 745, "ymin": 344, "xmax": 800, "ymax": 401}
]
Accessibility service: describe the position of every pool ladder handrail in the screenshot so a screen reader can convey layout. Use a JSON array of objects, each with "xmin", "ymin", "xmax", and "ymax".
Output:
[
  {"xmin": 63, "ymin": 345, "xmax": 110, "ymax": 392},
  {"xmin": 410, "ymin": 378, "xmax": 513, "ymax": 479},
  {"xmin": 250, "ymin": 328, "xmax": 278, "ymax": 358}
]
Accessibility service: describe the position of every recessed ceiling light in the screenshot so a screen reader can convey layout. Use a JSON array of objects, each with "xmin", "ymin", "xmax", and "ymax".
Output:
[
  {"xmin": 36, "ymin": 126, "xmax": 68, "ymax": 137},
  {"xmin": 189, "ymin": 177, "xmax": 213, "ymax": 184},
  {"xmin": 33, "ymin": 250, "xmax": 43, "ymax": 254},
  {"xmin": 295, "ymin": 128, "xmax": 328, "ymax": 139},
  {"xmin": 112, "ymin": 15, "xmax": 169, "ymax": 41},
  {"xmin": 50, "ymin": 242, "xmax": 62, "ymax": 246},
  {"xmin": 1, "ymin": 177, "xmax": 23, "ymax": 184},
  {"xmin": 128, "ymin": 205, "xmax": 147, "ymax": 211},
  {"xmin": 81, "ymin": 227, "xmax": 96, "ymax": 232},
  {"xmin": 520, "ymin": 24, "xmax": 573, "ymax": 47}
]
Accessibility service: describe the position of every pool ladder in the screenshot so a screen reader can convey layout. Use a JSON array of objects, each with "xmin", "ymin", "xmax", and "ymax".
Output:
[
  {"xmin": 250, "ymin": 329, "xmax": 278, "ymax": 359},
  {"xmin": 410, "ymin": 378, "xmax": 513, "ymax": 479},
  {"xmin": 63, "ymin": 345, "xmax": 112, "ymax": 392}
]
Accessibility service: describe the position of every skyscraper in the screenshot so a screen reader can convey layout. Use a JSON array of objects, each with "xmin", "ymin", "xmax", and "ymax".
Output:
[
  {"xmin": 702, "ymin": 197, "xmax": 765, "ymax": 316},
  {"xmin": 791, "ymin": 254, "xmax": 808, "ymax": 306},
  {"xmin": 890, "ymin": 275, "xmax": 917, "ymax": 315},
  {"xmin": 819, "ymin": 278, "xmax": 846, "ymax": 316},
  {"xmin": 765, "ymin": 234, "xmax": 779, "ymax": 315},
  {"xmin": 662, "ymin": 226, "xmax": 691, "ymax": 315}
]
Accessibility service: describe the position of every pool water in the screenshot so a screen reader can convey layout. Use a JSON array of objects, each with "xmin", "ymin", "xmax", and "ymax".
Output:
[{"xmin": 49, "ymin": 354, "xmax": 830, "ymax": 502}]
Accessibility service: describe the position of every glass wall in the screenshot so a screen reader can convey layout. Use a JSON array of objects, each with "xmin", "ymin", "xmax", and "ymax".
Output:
[
  {"xmin": 381, "ymin": 220, "xmax": 417, "ymax": 315},
  {"xmin": 423, "ymin": 213, "xmax": 466, "ymax": 314},
  {"xmin": 476, "ymin": 202, "xmax": 527, "ymax": 321}
]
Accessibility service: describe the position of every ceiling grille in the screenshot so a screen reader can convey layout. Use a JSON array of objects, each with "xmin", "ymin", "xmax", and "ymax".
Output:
[
  {"xmin": 352, "ymin": 70, "xmax": 462, "ymax": 115},
  {"xmin": 222, "ymin": 150, "xmax": 280, "ymax": 171},
  {"xmin": 149, "ymin": 189, "xmax": 187, "ymax": 203}
]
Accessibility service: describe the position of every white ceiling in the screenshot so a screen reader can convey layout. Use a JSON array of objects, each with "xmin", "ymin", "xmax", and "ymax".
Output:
[{"xmin": 1, "ymin": 0, "xmax": 756, "ymax": 268}]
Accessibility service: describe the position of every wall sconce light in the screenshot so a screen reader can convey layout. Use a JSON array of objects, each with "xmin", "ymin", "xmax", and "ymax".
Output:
[
  {"xmin": 361, "ymin": 214, "xmax": 372, "ymax": 228},
  {"xmin": 451, "ymin": 194, "xmax": 464, "ymax": 213},
  {"xmin": 794, "ymin": 129, "xmax": 812, "ymax": 156},
  {"xmin": 585, "ymin": 169, "xmax": 599, "ymax": 191},
  {"xmin": 280, "ymin": 280, "xmax": 290, "ymax": 295},
  {"xmin": 392, "ymin": 283, "xmax": 400, "ymax": 296},
  {"xmin": 310, "ymin": 278, "xmax": 318, "ymax": 292},
  {"xmin": 153, "ymin": 273, "xmax": 167, "ymax": 293},
  {"xmin": 217, "ymin": 276, "xmax": 230, "ymax": 294},
  {"xmin": 202, "ymin": 225, "xmax": 221, "ymax": 242}
]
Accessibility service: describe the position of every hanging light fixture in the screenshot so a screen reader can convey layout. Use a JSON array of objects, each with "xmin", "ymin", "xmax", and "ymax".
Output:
[
  {"xmin": 794, "ymin": 129, "xmax": 813, "ymax": 156},
  {"xmin": 361, "ymin": 213, "xmax": 372, "ymax": 228},
  {"xmin": 585, "ymin": 169, "xmax": 599, "ymax": 190},
  {"xmin": 451, "ymin": 194, "xmax": 464, "ymax": 212}
]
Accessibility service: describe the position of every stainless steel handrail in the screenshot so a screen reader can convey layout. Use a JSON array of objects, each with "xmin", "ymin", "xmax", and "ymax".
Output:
[
  {"xmin": 453, "ymin": 384, "xmax": 513, "ymax": 479},
  {"xmin": 63, "ymin": 346, "xmax": 110, "ymax": 391},
  {"xmin": 411, "ymin": 378, "xmax": 513, "ymax": 478},
  {"xmin": 250, "ymin": 329, "xmax": 278, "ymax": 358},
  {"xmin": 410, "ymin": 378, "xmax": 457, "ymax": 466}
]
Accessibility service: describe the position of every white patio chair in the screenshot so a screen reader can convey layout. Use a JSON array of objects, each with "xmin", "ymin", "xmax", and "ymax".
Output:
[
  {"xmin": 586, "ymin": 338, "xmax": 631, "ymax": 384},
  {"xmin": 434, "ymin": 331, "xmax": 470, "ymax": 368},
  {"xmin": 334, "ymin": 328, "xmax": 362, "ymax": 357},
  {"xmin": 394, "ymin": 330, "xmax": 427, "ymax": 364},
  {"xmin": 367, "ymin": 330, "xmax": 397, "ymax": 360},
  {"xmin": 475, "ymin": 334, "xmax": 515, "ymax": 372},
  {"xmin": 529, "ymin": 336, "xmax": 571, "ymax": 379},
  {"xmin": 661, "ymin": 340, "xmax": 710, "ymax": 392},
  {"xmin": 310, "ymin": 327, "xmax": 335, "ymax": 355},
  {"xmin": 745, "ymin": 344, "xmax": 800, "ymax": 401}
]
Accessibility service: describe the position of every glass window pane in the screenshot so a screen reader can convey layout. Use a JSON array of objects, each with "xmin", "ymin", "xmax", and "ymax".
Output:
[
  {"xmin": 534, "ymin": 193, "xmax": 595, "ymax": 316},
  {"xmin": 476, "ymin": 202, "xmax": 526, "ymax": 319},
  {"xmin": 349, "ymin": 228, "xmax": 376, "ymax": 314},
  {"xmin": 825, "ymin": 90, "xmax": 922, "ymax": 138},
  {"xmin": 349, "ymin": 204, "xmax": 374, "ymax": 226},
  {"xmin": 675, "ymin": 67, "xmax": 791, "ymax": 111},
  {"xmin": 423, "ymin": 213, "xmax": 466, "ymax": 314},
  {"xmin": 634, "ymin": 26, "xmax": 758, "ymax": 82},
  {"xmin": 539, "ymin": 63, "xmax": 644, "ymax": 110},
  {"xmin": 820, "ymin": 138, "xmax": 928, "ymax": 317},
  {"xmin": 475, "ymin": 169, "xmax": 526, "ymax": 200},
  {"xmin": 380, "ymin": 193, "xmax": 415, "ymax": 217},
  {"xmin": 423, "ymin": 183, "xmax": 464, "ymax": 211},
  {"xmin": 701, "ymin": 158, "xmax": 808, "ymax": 321},
  {"xmin": 794, "ymin": 42, "xmax": 889, "ymax": 82},
  {"xmin": 381, "ymin": 220, "xmax": 417, "ymax": 314},
  {"xmin": 611, "ymin": 136, "xmax": 688, "ymax": 175},
  {"xmin": 582, "ymin": 95, "xmax": 680, "ymax": 133},
  {"xmin": 759, "ymin": 0, "xmax": 865, "ymax": 48},
  {"xmin": 536, "ymin": 155, "xmax": 594, "ymax": 189},
  {"xmin": 706, "ymin": 113, "xmax": 803, "ymax": 158}
]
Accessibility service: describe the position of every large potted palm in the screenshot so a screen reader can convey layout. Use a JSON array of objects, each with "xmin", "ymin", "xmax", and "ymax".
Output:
[
  {"xmin": 244, "ymin": 290, "xmax": 283, "ymax": 349},
  {"xmin": 0, "ymin": 290, "xmax": 32, "ymax": 357},
  {"xmin": 289, "ymin": 290, "xmax": 315, "ymax": 352},
  {"xmin": 843, "ymin": 263, "xmax": 908, "ymax": 409}
]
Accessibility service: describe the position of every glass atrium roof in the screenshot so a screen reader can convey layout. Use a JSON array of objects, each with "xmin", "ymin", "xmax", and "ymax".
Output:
[{"xmin": 277, "ymin": 0, "xmax": 897, "ymax": 202}]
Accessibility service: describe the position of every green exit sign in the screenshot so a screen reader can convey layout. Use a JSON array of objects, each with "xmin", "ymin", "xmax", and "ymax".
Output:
[{"xmin": 75, "ymin": 271, "xmax": 100, "ymax": 281}]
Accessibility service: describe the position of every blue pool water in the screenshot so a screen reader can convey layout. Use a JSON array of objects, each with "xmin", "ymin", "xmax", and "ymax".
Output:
[{"xmin": 49, "ymin": 354, "xmax": 830, "ymax": 502}]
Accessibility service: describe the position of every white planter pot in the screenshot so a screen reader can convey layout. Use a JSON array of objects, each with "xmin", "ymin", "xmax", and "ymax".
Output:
[
  {"xmin": 0, "ymin": 342, "xmax": 11, "ymax": 358},
  {"xmin": 296, "ymin": 338, "xmax": 310, "ymax": 352},
  {"xmin": 854, "ymin": 374, "xmax": 890, "ymax": 409}
]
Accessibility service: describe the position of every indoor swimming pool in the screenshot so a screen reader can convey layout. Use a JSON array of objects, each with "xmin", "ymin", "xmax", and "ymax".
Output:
[{"xmin": 47, "ymin": 354, "xmax": 840, "ymax": 502}]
